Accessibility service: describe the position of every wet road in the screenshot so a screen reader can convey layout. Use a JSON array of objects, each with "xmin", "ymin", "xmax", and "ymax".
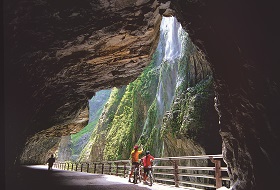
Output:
[{"xmin": 5, "ymin": 165, "xmax": 193, "ymax": 190}]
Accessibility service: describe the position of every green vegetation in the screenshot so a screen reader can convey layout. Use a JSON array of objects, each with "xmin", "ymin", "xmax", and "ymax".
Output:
[
  {"xmin": 161, "ymin": 76, "xmax": 214, "ymax": 140},
  {"xmin": 69, "ymin": 90, "xmax": 111, "ymax": 160},
  {"xmin": 71, "ymin": 113, "xmax": 99, "ymax": 146},
  {"xmin": 102, "ymin": 53, "xmax": 160, "ymax": 160},
  {"xmin": 70, "ymin": 22, "xmax": 221, "ymax": 162}
]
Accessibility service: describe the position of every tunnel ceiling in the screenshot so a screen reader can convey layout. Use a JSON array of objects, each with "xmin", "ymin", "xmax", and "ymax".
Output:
[{"xmin": 5, "ymin": 0, "xmax": 167, "ymax": 137}]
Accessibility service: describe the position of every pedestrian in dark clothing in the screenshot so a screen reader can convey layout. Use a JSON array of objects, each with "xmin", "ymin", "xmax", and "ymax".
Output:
[{"xmin": 47, "ymin": 154, "xmax": 55, "ymax": 171}]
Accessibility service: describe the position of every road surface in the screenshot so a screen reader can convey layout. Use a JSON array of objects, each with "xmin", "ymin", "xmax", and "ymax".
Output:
[{"xmin": 6, "ymin": 165, "xmax": 200, "ymax": 190}]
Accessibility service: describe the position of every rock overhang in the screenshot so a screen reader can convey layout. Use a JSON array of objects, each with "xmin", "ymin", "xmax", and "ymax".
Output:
[{"xmin": 5, "ymin": 0, "xmax": 165, "ymax": 138}]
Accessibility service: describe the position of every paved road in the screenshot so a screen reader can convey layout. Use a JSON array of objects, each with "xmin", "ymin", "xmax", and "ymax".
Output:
[{"xmin": 6, "ymin": 165, "xmax": 195, "ymax": 190}]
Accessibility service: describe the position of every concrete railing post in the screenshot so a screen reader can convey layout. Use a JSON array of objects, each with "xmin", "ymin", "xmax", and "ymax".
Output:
[
  {"xmin": 94, "ymin": 163, "xmax": 97, "ymax": 173},
  {"xmin": 214, "ymin": 159, "xmax": 222, "ymax": 189},
  {"xmin": 210, "ymin": 157, "xmax": 222, "ymax": 189},
  {"xmin": 173, "ymin": 160, "xmax": 179, "ymax": 187},
  {"xmin": 87, "ymin": 163, "xmax": 89, "ymax": 173},
  {"xmin": 123, "ymin": 163, "xmax": 127, "ymax": 178},
  {"xmin": 101, "ymin": 163, "xmax": 104, "ymax": 174},
  {"xmin": 116, "ymin": 163, "xmax": 119, "ymax": 176},
  {"xmin": 109, "ymin": 163, "xmax": 112, "ymax": 175}
]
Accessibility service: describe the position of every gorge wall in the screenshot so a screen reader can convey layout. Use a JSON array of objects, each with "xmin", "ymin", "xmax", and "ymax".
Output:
[
  {"xmin": 20, "ymin": 89, "xmax": 111, "ymax": 163},
  {"xmin": 167, "ymin": 1, "xmax": 280, "ymax": 189},
  {"xmin": 4, "ymin": 0, "xmax": 280, "ymax": 190},
  {"xmin": 84, "ymin": 17, "xmax": 220, "ymax": 163}
]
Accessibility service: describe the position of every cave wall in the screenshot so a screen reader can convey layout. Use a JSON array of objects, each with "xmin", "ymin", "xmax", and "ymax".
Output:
[
  {"xmin": 165, "ymin": 0, "xmax": 280, "ymax": 189},
  {"xmin": 4, "ymin": 0, "xmax": 162, "ymax": 170},
  {"xmin": 20, "ymin": 134, "xmax": 60, "ymax": 165}
]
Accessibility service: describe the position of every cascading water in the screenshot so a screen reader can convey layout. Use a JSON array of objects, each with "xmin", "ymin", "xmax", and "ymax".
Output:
[
  {"xmin": 161, "ymin": 16, "xmax": 183, "ymax": 62},
  {"xmin": 142, "ymin": 16, "xmax": 187, "ymax": 157},
  {"xmin": 156, "ymin": 16, "xmax": 185, "ymax": 116}
]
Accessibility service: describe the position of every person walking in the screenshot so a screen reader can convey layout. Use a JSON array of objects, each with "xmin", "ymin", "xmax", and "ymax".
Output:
[{"xmin": 46, "ymin": 154, "xmax": 55, "ymax": 171}]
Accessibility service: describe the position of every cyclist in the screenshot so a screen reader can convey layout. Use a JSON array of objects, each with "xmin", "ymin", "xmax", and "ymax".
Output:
[
  {"xmin": 141, "ymin": 151, "xmax": 154, "ymax": 184},
  {"xmin": 128, "ymin": 145, "xmax": 143, "ymax": 182}
]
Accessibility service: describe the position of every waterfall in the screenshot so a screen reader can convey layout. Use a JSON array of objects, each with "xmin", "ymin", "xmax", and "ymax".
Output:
[
  {"xmin": 156, "ymin": 81, "xmax": 164, "ymax": 116},
  {"xmin": 155, "ymin": 16, "xmax": 185, "ymax": 113},
  {"xmin": 142, "ymin": 16, "xmax": 186, "ymax": 157},
  {"xmin": 161, "ymin": 16, "xmax": 183, "ymax": 62}
]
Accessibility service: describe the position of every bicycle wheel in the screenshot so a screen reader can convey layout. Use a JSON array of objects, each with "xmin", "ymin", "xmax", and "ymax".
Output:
[
  {"xmin": 133, "ymin": 168, "xmax": 138, "ymax": 184},
  {"xmin": 148, "ymin": 170, "xmax": 153, "ymax": 186},
  {"xmin": 138, "ymin": 173, "xmax": 142, "ymax": 183},
  {"xmin": 138, "ymin": 170, "xmax": 142, "ymax": 182}
]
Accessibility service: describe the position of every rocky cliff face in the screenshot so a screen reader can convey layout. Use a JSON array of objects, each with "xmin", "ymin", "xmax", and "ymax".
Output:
[
  {"xmin": 5, "ymin": 0, "xmax": 162, "ymax": 169},
  {"xmin": 20, "ymin": 134, "xmax": 61, "ymax": 165},
  {"xmin": 167, "ymin": 1, "xmax": 280, "ymax": 189},
  {"xmin": 20, "ymin": 89, "xmax": 112, "ymax": 163},
  {"xmin": 162, "ymin": 77, "xmax": 222, "ymax": 156},
  {"xmin": 5, "ymin": 0, "xmax": 280, "ymax": 190},
  {"xmin": 19, "ymin": 107, "xmax": 88, "ymax": 164},
  {"xmin": 88, "ymin": 87, "xmax": 127, "ymax": 161},
  {"xmin": 57, "ymin": 136, "xmax": 72, "ymax": 162},
  {"xmin": 86, "ymin": 17, "xmax": 220, "ymax": 162}
]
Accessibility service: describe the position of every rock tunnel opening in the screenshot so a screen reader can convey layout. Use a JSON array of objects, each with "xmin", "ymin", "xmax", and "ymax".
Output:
[
  {"xmin": 5, "ymin": 1, "xmax": 280, "ymax": 190},
  {"xmin": 19, "ymin": 16, "xmax": 221, "ymax": 170}
]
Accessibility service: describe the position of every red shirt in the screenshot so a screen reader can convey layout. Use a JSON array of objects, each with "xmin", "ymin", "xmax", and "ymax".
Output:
[{"xmin": 141, "ymin": 155, "xmax": 154, "ymax": 168}]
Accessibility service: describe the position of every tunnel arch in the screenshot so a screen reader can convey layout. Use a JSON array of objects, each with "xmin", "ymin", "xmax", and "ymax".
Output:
[{"xmin": 4, "ymin": 1, "xmax": 280, "ymax": 190}]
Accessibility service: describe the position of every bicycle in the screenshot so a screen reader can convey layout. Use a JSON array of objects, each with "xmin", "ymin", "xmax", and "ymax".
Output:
[
  {"xmin": 146, "ymin": 166, "xmax": 154, "ymax": 186},
  {"xmin": 133, "ymin": 163, "xmax": 142, "ymax": 184}
]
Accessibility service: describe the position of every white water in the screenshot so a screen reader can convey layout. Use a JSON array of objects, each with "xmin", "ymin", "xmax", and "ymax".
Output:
[
  {"xmin": 161, "ymin": 17, "xmax": 183, "ymax": 62},
  {"xmin": 157, "ymin": 81, "xmax": 164, "ymax": 115},
  {"xmin": 155, "ymin": 16, "xmax": 185, "ymax": 114},
  {"xmin": 142, "ymin": 17, "xmax": 187, "ymax": 157}
]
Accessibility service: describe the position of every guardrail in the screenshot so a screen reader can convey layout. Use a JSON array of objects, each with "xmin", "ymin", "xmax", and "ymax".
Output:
[{"xmin": 53, "ymin": 154, "xmax": 231, "ymax": 189}]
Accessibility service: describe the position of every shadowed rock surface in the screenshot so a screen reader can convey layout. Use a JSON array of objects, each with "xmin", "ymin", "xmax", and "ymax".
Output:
[
  {"xmin": 168, "ymin": 1, "xmax": 280, "ymax": 189},
  {"xmin": 4, "ymin": 0, "xmax": 162, "ymax": 171},
  {"xmin": 4, "ymin": 0, "xmax": 280, "ymax": 190},
  {"xmin": 5, "ymin": 0, "xmax": 161, "ymax": 133}
]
